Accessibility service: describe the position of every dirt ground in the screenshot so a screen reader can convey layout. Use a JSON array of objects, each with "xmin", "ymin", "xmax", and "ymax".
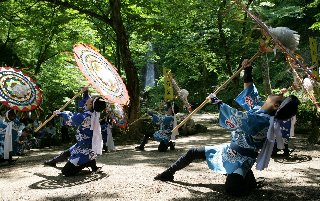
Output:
[{"xmin": 0, "ymin": 114, "xmax": 319, "ymax": 201}]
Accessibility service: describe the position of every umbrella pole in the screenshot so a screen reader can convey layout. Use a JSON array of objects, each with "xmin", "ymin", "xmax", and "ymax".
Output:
[
  {"xmin": 172, "ymin": 51, "xmax": 261, "ymax": 133},
  {"xmin": 34, "ymin": 89, "xmax": 84, "ymax": 133}
]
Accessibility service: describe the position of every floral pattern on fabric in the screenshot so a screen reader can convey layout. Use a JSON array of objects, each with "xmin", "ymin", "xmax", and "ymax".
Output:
[
  {"xmin": 205, "ymin": 84, "xmax": 270, "ymax": 177},
  {"xmin": 60, "ymin": 110, "xmax": 96, "ymax": 166},
  {"xmin": 151, "ymin": 114, "xmax": 174, "ymax": 144}
]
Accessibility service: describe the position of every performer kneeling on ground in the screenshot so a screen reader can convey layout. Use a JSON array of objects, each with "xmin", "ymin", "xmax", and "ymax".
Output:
[
  {"xmin": 44, "ymin": 88, "xmax": 106, "ymax": 176},
  {"xmin": 44, "ymin": 87, "xmax": 90, "ymax": 169},
  {"xmin": 135, "ymin": 102, "xmax": 179, "ymax": 152},
  {"xmin": 154, "ymin": 59, "xmax": 300, "ymax": 196}
]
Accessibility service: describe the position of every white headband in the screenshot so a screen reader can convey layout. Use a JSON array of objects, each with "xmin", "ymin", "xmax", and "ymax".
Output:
[
  {"xmin": 92, "ymin": 97, "xmax": 99, "ymax": 110},
  {"xmin": 5, "ymin": 110, "xmax": 14, "ymax": 121},
  {"xmin": 171, "ymin": 102, "xmax": 175, "ymax": 114}
]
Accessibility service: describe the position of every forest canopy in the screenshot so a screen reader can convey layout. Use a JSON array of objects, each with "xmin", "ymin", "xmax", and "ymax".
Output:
[{"xmin": 0, "ymin": 0, "xmax": 319, "ymax": 141}]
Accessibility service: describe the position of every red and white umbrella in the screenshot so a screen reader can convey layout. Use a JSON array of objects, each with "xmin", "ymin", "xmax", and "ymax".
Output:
[
  {"xmin": 0, "ymin": 67, "xmax": 42, "ymax": 111},
  {"xmin": 73, "ymin": 44, "xmax": 129, "ymax": 105}
]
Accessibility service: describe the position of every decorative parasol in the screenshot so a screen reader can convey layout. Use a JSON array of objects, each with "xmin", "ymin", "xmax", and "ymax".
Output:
[
  {"xmin": 0, "ymin": 67, "xmax": 42, "ymax": 111},
  {"xmin": 73, "ymin": 44, "xmax": 130, "ymax": 105},
  {"xmin": 35, "ymin": 44, "xmax": 129, "ymax": 132}
]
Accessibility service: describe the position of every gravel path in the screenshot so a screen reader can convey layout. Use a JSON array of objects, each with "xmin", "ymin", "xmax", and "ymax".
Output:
[{"xmin": 0, "ymin": 114, "xmax": 319, "ymax": 201}]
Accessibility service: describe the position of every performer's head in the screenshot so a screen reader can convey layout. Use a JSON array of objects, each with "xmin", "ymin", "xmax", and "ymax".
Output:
[
  {"xmin": 5, "ymin": 109, "xmax": 16, "ymax": 122},
  {"xmin": 84, "ymin": 97, "xmax": 93, "ymax": 111},
  {"xmin": 21, "ymin": 127, "xmax": 33, "ymax": 137},
  {"xmin": 92, "ymin": 96, "xmax": 107, "ymax": 112},
  {"xmin": 84, "ymin": 96, "xmax": 107, "ymax": 112},
  {"xmin": 263, "ymin": 94, "xmax": 285, "ymax": 114},
  {"xmin": 275, "ymin": 95, "xmax": 300, "ymax": 120},
  {"xmin": 263, "ymin": 93, "xmax": 300, "ymax": 119},
  {"xmin": 165, "ymin": 102, "xmax": 179, "ymax": 115}
]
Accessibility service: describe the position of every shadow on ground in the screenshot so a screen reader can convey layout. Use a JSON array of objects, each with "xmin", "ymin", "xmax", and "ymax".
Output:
[
  {"xmin": 169, "ymin": 182, "xmax": 320, "ymax": 201},
  {"xmin": 29, "ymin": 171, "xmax": 109, "ymax": 189},
  {"xmin": 43, "ymin": 191, "xmax": 120, "ymax": 201},
  {"xmin": 273, "ymin": 154, "xmax": 312, "ymax": 164}
]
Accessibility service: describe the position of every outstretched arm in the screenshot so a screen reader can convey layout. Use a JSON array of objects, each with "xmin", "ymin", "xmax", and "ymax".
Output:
[
  {"xmin": 78, "ymin": 86, "xmax": 90, "ymax": 109},
  {"xmin": 219, "ymin": 103, "xmax": 269, "ymax": 135},
  {"xmin": 242, "ymin": 59, "xmax": 253, "ymax": 89},
  {"xmin": 55, "ymin": 111, "xmax": 85, "ymax": 127}
]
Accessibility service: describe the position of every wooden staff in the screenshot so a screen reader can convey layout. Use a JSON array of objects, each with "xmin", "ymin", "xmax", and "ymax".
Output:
[
  {"xmin": 172, "ymin": 51, "xmax": 261, "ymax": 132},
  {"xmin": 34, "ymin": 88, "xmax": 85, "ymax": 133}
]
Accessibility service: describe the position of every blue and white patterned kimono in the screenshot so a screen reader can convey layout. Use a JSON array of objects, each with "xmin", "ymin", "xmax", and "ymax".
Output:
[
  {"xmin": 78, "ymin": 90, "xmax": 90, "ymax": 110},
  {"xmin": 59, "ymin": 111, "xmax": 96, "ymax": 166},
  {"xmin": 277, "ymin": 116, "xmax": 296, "ymax": 145},
  {"xmin": 0, "ymin": 121, "xmax": 6, "ymax": 158},
  {"xmin": 101, "ymin": 122, "xmax": 109, "ymax": 145},
  {"xmin": 205, "ymin": 84, "xmax": 271, "ymax": 177},
  {"xmin": 0, "ymin": 119, "xmax": 24, "ymax": 158},
  {"xmin": 151, "ymin": 114, "xmax": 174, "ymax": 145},
  {"xmin": 101, "ymin": 118, "xmax": 115, "ymax": 151}
]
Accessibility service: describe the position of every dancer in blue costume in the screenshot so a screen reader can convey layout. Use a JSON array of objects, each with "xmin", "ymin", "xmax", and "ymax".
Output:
[
  {"xmin": 272, "ymin": 115, "xmax": 296, "ymax": 156},
  {"xmin": 101, "ymin": 115, "xmax": 115, "ymax": 152},
  {"xmin": 135, "ymin": 102, "xmax": 179, "ymax": 152},
  {"xmin": 0, "ymin": 109, "xmax": 25, "ymax": 163},
  {"xmin": 155, "ymin": 59, "xmax": 300, "ymax": 196},
  {"xmin": 44, "ymin": 87, "xmax": 91, "ymax": 168},
  {"xmin": 44, "ymin": 87, "xmax": 106, "ymax": 176}
]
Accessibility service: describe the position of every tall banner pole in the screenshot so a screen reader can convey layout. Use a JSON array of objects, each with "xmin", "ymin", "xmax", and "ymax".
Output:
[
  {"xmin": 163, "ymin": 68, "xmax": 174, "ymax": 101},
  {"xmin": 309, "ymin": 37, "xmax": 319, "ymax": 78}
]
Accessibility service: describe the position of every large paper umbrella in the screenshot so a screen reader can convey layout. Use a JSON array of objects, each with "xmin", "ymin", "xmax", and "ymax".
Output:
[
  {"xmin": 0, "ymin": 67, "xmax": 42, "ymax": 111},
  {"xmin": 73, "ymin": 44, "xmax": 129, "ymax": 105}
]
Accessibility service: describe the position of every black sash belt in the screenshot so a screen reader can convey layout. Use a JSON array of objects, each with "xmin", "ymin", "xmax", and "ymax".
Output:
[{"xmin": 230, "ymin": 143, "xmax": 258, "ymax": 158}]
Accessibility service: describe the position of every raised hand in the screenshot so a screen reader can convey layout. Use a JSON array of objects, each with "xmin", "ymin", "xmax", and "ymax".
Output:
[
  {"xmin": 207, "ymin": 93, "xmax": 222, "ymax": 105},
  {"xmin": 242, "ymin": 59, "xmax": 252, "ymax": 68},
  {"xmin": 53, "ymin": 110, "xmax": 61, "ymax": 116}
]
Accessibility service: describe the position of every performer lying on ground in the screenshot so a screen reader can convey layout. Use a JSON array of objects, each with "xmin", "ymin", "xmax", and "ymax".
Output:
[
  {"xmin": 44, "ymin": 88, "xmax": 106, "ymax": 176},
  {"xmin": 154, "ymin": 59, "xmax": 300, "ymax": 196},
  {"xmin": 135, "ymin": 102, "xmax": 179, "ymax": 152}
]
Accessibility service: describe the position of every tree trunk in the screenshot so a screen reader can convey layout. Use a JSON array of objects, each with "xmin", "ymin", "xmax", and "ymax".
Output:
[
  {"xmin": 0, "ymin": 41, "xmax": 23, "ymax": 67},
  {"xmin": 261, "ymin": 54, "xmax": 272, "ymax": 95},
  {"xmin": 116, "ymin": 42, "xmax": 121, "ymax": 75},
  {"xmin": 217, "ymin": 0, "xmax": 232, "ymax": 76},
  {"xmin": 0, "ymin": 28, "xmax": 23, "ymax": 67},
  {"xmin": 109, "ymin": 0, "xmax": 140, "ymax": 122}
]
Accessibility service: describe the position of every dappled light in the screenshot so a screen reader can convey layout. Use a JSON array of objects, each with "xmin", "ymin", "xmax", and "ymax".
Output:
[
  {"xmin": 1, "ymin": 118, "xmax": 319, "ymax": 200},
  {"xmin": 0, "ymin": 0, "xmax": 320, "ymax": 200},
  {"xmin": 273, "ymin": 154, "xmax": 312, "ymax": 164}
]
